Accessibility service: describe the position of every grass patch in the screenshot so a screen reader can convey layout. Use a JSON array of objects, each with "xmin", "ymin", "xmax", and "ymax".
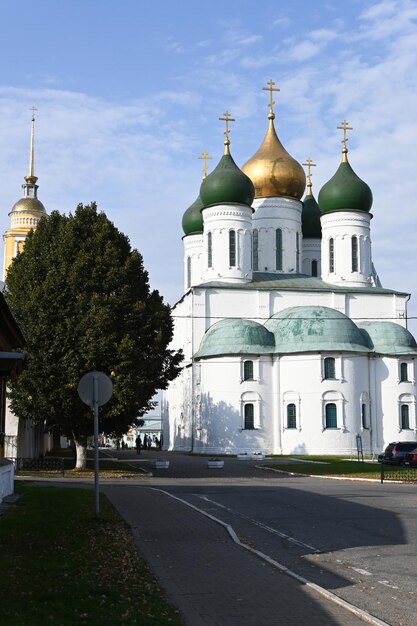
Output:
[
  {"xmin": 266, "ymin": 455, "xmax": 381, "ymax": 479},
  {"xmin": 0, "ymin": 484, "xmax": 182, "ymax": 625}
]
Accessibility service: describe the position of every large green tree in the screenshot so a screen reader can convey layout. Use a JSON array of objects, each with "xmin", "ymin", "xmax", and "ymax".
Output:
[{"xmin": 5, "ymin": 203, "xmax": 182, "ymax": 468}]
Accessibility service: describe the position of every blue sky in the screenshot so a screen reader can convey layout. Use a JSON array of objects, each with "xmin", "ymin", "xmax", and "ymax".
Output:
[{"xmin": 1, "ymin": 0, "xmax": 417, "ymax": 332}]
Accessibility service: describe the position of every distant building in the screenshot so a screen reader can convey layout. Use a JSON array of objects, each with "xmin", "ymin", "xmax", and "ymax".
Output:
[{"xmin": 162, "ymin": 82, "xmax": 417, "ymax": 456}]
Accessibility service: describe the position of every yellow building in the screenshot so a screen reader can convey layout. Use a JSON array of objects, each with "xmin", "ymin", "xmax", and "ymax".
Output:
[{"xmin": 3, "ymin": 110, "xmax": 46, "ymax": 280}]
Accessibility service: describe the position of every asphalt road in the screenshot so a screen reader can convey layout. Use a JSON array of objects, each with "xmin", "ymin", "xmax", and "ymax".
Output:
[{"xmin": 104, "ymin": 450, "xmax": 417, "ymax": 625}]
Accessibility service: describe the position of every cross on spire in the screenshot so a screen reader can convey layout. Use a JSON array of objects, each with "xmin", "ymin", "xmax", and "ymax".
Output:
[
  {"xmin": 337, "ymin": 120, "xmax": 352, "ymax": 160},
  {"xmin": 30, "ymin": 106, "xmax": 37, "ymax": 122},
  {"xmin": 302, "ymin": 157, "xmax": 317, "ymax": 193},
  {"xmin": 262, "ymin": 79, "xmax": 280, "ymax": 118},
  {"xmin": 219, "ymin": 111, "xmax": 235, "ymax": 154},
  {"xmin": 198, "ymin": 150, "xmax": 212, "ymax": 179}
]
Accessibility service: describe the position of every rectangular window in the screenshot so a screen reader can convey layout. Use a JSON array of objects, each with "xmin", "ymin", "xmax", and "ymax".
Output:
[
  {"xmin": 324, "ymin": 357, "xmax": 336, "ymax": 379},
  {"xmin": 207, "ymin": 232, "xmax": 212, "ymax": 268},
  {"xmin": 186, "ymin": 256, "xmax": 191, "ymax": 288},
  {"xmin": 400, "ymin": 362, "xmax": 409, "ymax": 382},
  {"xmin": 276, "ymin": 229, "xmax": 282, "ymax": 271},
  {"xmin": 244, "ymin": 403, "xmax": 254, "ymax": 429},
  {"xmin": 243, "ymin": 360, "xmax": 254, "ymax": 381},
  {"xmin": 253, "ymin": 229, "xmax": 258, "ymax": 271},
  {"xmin": 329, "ymin": 238, "xmax": 334, "ymax": 273},
  {"xmin": 295, "ymin": 232, "xmax": 300, "ymax": 273},
  {"xmin": 229, "ymin": 230, "xmax": 236, "ymax": 267},
  {"xmin": 325, "ymin": 403, "xmax": 337, "ymax": 428},
  {"xmin": 401, "ymin": 404, "xmax": 410, "ymax": 429},
  {"xmin": 352, "ymin": 236, "xmax": 358, "ymax": 272}
]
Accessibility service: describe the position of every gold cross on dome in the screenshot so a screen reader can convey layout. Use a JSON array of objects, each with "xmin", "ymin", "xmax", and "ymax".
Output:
[
  {"xmin": 262, "ymin": 79, "xmax": 280, "ymax": 114},
  {"xmin": 302, "ymin": 157, "xmax": 317, "ymax": 185},
  {"xmin": 337, "ymin": 119, "xmax": 353, "ymax": 150},
  {"xmin": 198, "ymin": 150, "xmax": 212, "ymax": 179},
  {"xmin": 219, "ymin": 111, "xmax": 235, "ymax": 144}
]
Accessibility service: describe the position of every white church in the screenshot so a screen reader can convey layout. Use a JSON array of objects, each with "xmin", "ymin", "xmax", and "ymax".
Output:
[{"xmin": 161, "ymin": 82, "xmax": 417, "ymax": 456}]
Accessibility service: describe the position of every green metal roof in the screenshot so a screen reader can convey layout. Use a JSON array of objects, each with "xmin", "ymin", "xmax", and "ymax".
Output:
[
  {"xmin": 264, "ymin": 306, "xmax": 371, "ymax": 353},
  {"xmin": 200, "ymin": 153, "xmax": 255, "ymax": 208},
  {"xmin": 358, "ymin": 321, "xmax": 417, "ymax": 356},
  {"xmin": 182, "ymin": 195, "xmax": 204, "ymax": 235},
  {"xmin": 193, "ymin": 272, "xmax": 409, "ymax": 297},
  {"xmin": 302, "ymin": 193, "xmax": 322, "ymax": 239},
  {"xmin": 318, "ymin": 160, "xmax": 373, "ymax": 214},
  {"xmin": 194, "ymin": 318, "xmax": 275, "ymax": 359}
]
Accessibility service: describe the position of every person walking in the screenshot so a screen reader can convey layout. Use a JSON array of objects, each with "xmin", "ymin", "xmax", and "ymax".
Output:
[{"xmin": 135, "ymin": 435, "xmax": 142, "ymax": 455}]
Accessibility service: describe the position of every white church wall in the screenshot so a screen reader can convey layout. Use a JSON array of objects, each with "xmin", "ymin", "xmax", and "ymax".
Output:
[
  {"xmin": 321, "ymin": 211, "xmax": 372, "ymax": 287},
  {"xmin": 377, "ymin": 356, "xmax": 417, "ymax": 448},
  {"xmin": 183, "ymin": 234, "xmax": 203, "ymax": 291},
  {"xmin": 302, "ymin": 239, "xmax": 321, "ymax": 277},
  {"xmin": 279, "ymin": 353, "xmax": 370, "ymax": 455},
  {"xmin": 193, "ymin": 356, "xmax": 274, "ymax": 454},
  {"xmin": 347, "ymin": 292, "xmax": 409, "ymax": 326},
  {"xmin": 202, "ymin": 203, "xmax": 253, "ymax": 284},
  {"xmin": 252, "ymin": 197, "xmax": 303, "ymax": 274}
]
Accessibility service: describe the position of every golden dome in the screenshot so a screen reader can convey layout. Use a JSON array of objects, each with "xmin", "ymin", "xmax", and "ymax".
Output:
[
  {"xmin": 10, "ymin": 196, "xmax": 46, "ymax": 215},
  {"xmin": 242, "ymin": 112, "xmax": 306, "ymax": 200}
]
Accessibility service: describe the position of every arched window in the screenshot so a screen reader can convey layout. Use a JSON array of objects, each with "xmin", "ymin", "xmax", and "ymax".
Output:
[
  {"xmin": 287, "ymin": 403, "xmax": 296, "ymax": 429},
  {"xmin": 400, "ymin": 362, "xmax": 409, "ymax": 382},
  {"xmin": 229, "ymin": 230, "xmax": 236, "ymax": 267},
  {"xmin": 186, "ymin": 256, "xmax": 191, "ymax": 288},
  {"xmin": 243, "ymin": 360, "xmax": 254, "ymax": 381},
  {"xmin": 244, "ymin": 403, "xmax": 254, "ymax": 429},
  {"xmin": 207, "ymin": 232, "xmax": 212, "ymax": 268},
  {"xmin": 311, "ymin": 259, "xmax": 318, "ymax": 277},
  {"xmin": 295, "ymin": 232, "xmax": 300, "ymax": 273},
  {"xmin": 324, "ymin": 357, "xmax": 336, "ymax": 379},
  {"xmin": 253, "ymin": 229, "xmax": 258, "ymax": 271},
  {"xmin": 276, "ymin": 229, "xmax": 282, "ymax": 271},
  {"xmin": 325, "ymin": 403, "xmax": 337, "ymax": 429},
  {"xmin": 401, "ymin": 404, "xmax": 410, "ymax": 429},
  {"xmin": 329, "ymin": 238, "xmax": 334, "ymax": 273},
  {"xmin": 352, "ymin": 236, "xmax": 358, "ymax": 272}
]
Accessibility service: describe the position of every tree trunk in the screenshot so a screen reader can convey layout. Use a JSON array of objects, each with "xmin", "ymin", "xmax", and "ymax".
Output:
[{"xmin": 73, "ymin": 434, "xmax": 87, "ymax": 470}]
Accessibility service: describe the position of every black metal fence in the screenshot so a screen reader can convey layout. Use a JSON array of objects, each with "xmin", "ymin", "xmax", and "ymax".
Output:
[
  {"xmin": 380, "ymin": 463, "xmax": 417, "ymax": 483},
  {"xmin": 9, "ymin": 457, "xmax": 65, "ymax": 476}
]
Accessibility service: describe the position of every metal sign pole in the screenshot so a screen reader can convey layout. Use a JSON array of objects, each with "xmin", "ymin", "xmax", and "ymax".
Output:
[
  {"xmin": 77, "ymin": 371, "xmax": 113, "ymax": 519},
  {"xmin": 93, "ymin": 374, "xmax": 100, "ymax": 517}
]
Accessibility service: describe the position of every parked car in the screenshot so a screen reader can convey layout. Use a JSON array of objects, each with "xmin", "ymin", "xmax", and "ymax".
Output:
[
  {"xmin": 378, "ymin": 441, "xmax": 417, "ymax": 465},
  {"xmin": 403, "ymin": 447, "xmax": 417, "ymax": 467}
]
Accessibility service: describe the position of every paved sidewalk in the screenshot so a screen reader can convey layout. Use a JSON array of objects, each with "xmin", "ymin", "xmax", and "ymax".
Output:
[{"xmin": 103, "ymin": 484, "xmax": 379, "ymax": 626}]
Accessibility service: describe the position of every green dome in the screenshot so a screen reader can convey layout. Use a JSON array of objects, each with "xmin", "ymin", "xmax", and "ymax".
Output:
[
  {"xmin": 358, "ymin": 321, "xmax": 417, "ymax": 355},
  {"xmin": 264, "ymin": 306, "xmax": 371, "ymax": 353},
  {"xmin": 318, "ymin": 160, "xmax": 373, "ymax": 214},
  {"xmin": 302, "ymin": 192, "xmax": 322, "ymax": 239},
  {"xmin": 194, "ymin": 318, "xmax": 275, "ymax": 359},
  {"xmin": 200, "ymin": 153, "xmax": 255, "ymax": 208},
  {"xmin": 182, "ymin": 195, "xmax": 204, "ymax": 235}
]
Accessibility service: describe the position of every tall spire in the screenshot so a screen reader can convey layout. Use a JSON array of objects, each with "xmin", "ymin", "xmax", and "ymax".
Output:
[
  {"xmin": 25, "ymin": 107, "xmax": 38, "ymax": 184},
  {"xmin": 336, "ymin": 119, "xmax": 352, "ymax": 163}
]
